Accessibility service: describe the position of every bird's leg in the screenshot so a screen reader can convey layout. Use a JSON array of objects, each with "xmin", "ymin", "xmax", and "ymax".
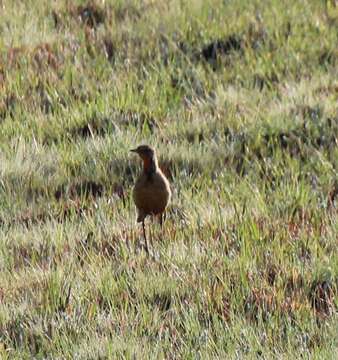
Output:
[
  {"xmin": 142, "ymin": 220, "xmax": 149, "ymax": 254},
  {"xmin": 149, "ymin": 219, "xmax": 154, "ymax": 249},
  {"xmin": 159, "ymin": 213, "xmax": 163, "ymax": 229},
  {"xmin": 156, "ymin": 213, "xmax": 166, "ymax": 247}
]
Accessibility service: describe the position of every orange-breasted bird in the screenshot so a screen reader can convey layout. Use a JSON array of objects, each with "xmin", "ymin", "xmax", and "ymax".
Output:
[{"xmin": 130, "ymin": 145, "xmax": 171, "ymax": 253}]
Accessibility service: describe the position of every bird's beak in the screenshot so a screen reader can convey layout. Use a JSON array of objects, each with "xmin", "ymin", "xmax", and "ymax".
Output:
[{"xmin": 130, "ymin": 148, "xmax": 138, "ymax": 153}]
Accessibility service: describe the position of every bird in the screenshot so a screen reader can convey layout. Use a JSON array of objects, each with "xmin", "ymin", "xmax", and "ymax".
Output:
[{"xmin": 130, "ymin": 145, "xmax": 171, "ymax": 253}]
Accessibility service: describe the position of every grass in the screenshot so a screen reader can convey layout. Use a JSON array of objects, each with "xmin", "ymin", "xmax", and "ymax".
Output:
[{"xmin": 0, "ymin": 0, "xmax": 337, "ymax": 358}]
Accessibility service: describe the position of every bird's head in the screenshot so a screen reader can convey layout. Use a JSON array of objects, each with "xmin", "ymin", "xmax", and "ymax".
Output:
[
  {"xmin": 130, "ymin": 145, "xmax": 157, "ymax": 173},
  {"xmin": 130, "ymin": 145, "xmax": 155, "ymax": 160}
]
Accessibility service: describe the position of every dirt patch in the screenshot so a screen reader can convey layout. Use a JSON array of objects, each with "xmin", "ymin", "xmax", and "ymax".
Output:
[
  {"xmin": 32, "ymin": 43, "xmax": 59, "ymax": 70},
  {"xmin": 117, "ymin": 109, "xmax": 158, "ymax": 132},
  {"xmin": 284, "ymin": 271, "xmax": 305, "ymax": 297},
  {"xmin": 309, "ymin": 279, "xmax": 336, "ymax": 316},
  {"xmin": 6, "ymin": 43, "xmax": 59, "ymax": 71},
  {"xmin": 66, "ymin": 109, "xmax": 158, "ymax": 141},
  {"xmin": 150, "ymin": 291, "xmax": 173, "ymax": 312},
  {"xmin": 68, "ymin": 118, "xmax": 111, "ymax": 139},
  {"xmin": 159, "ymin": 157, "xmax": 205, "ymax": 180},
  {"xmin": 198, "ymin": 34, "xmax": 243, "ymax": 63},
  {"xmin": 51, "ymin": 2, "xmax": 107, "ymax": 31},
  {"xmin": 193, "ymin": 25, "xmax": 269, "ymax": 68},
  {"xmin": 262, "ymin": 116, "xmax": 338, "ymax": 156},
  {"xmin": 7, "ymin": 241, "xmax": 63, "ymax": 271},
  {"xmin": 54, "ymin": 180, "xmax": 104, "ymax": 201},
  {"xmin": 73, "ymin": 2, "xmax": 106, "ymax": 28},
  {"xmin": 244, "ymin": 287, "xmax": 277, "ymax": 321},
  {"xmin": 5, "ymin": 199, "xmax": 98, "ymax": 230}
]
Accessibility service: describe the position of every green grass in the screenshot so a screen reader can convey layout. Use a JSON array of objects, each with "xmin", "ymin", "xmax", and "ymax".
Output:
[{"xmin": 0, "ymin": 0, "xmax": 337, "ymax": 358}]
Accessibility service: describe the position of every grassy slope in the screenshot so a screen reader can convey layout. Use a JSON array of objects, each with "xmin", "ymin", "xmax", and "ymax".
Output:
[{"xmin": 0, "ymin": 0, "xmax": 337, "ymax": 358}]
